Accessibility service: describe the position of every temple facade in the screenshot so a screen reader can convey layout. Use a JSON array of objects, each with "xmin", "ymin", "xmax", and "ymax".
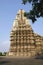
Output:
[{"xmin": 8, "ymin": 10, "xmax": 43, "ymax": 57}]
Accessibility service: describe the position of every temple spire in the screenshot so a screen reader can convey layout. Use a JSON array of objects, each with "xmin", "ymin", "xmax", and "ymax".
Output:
[
  {"xmin": 13, "ymin": 9, "xmax": 30, "ymax": 27},
  {"xmin": 8, "ymin": 9, "xmax": 43, "ymax": 57}
]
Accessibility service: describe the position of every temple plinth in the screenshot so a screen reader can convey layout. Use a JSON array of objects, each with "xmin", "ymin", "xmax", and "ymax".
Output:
[{"xmin": 8, "ymin": 10, "xmax": 43, "ymax": 57}]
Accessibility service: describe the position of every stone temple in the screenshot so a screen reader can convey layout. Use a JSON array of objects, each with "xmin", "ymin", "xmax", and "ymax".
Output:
[{"xmin": 8, "ymin": 10, "xmax": 43, "ymax": 57}]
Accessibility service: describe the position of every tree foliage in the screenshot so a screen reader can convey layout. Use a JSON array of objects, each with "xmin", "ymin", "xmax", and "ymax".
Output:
[
  {"xmin": 0, "ymin": 52, "xmax": 2, "ymax": 56},
  {"xmin": 22, "ymin": 0, "xmax": 43, "ymax": 23}
]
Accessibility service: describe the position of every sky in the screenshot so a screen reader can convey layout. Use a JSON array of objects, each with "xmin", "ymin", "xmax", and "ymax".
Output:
[{"xmin": 0, "ymin": 0, "xmax": 43, "ymax": 52}]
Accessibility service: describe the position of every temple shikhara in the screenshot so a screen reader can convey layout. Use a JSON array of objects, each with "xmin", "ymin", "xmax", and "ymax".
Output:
[{"xmin": 8, "ymin": 10, "xmax": 43, "ymax": 57}]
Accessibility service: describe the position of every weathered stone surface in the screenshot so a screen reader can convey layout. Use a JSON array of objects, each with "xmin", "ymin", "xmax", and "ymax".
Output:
[{"xmin": 8, "ymin": 9, "xmax": 43, "ymax": 57}]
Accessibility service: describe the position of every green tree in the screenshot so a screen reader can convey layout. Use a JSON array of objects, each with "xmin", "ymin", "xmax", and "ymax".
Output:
[
  {"xmin": 0, "ymin": 52, "xmax": 2, "ymax": 56},
  {"xmin": 22, "ymin": 0, "xmax": 43, "ymax": 23}
]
